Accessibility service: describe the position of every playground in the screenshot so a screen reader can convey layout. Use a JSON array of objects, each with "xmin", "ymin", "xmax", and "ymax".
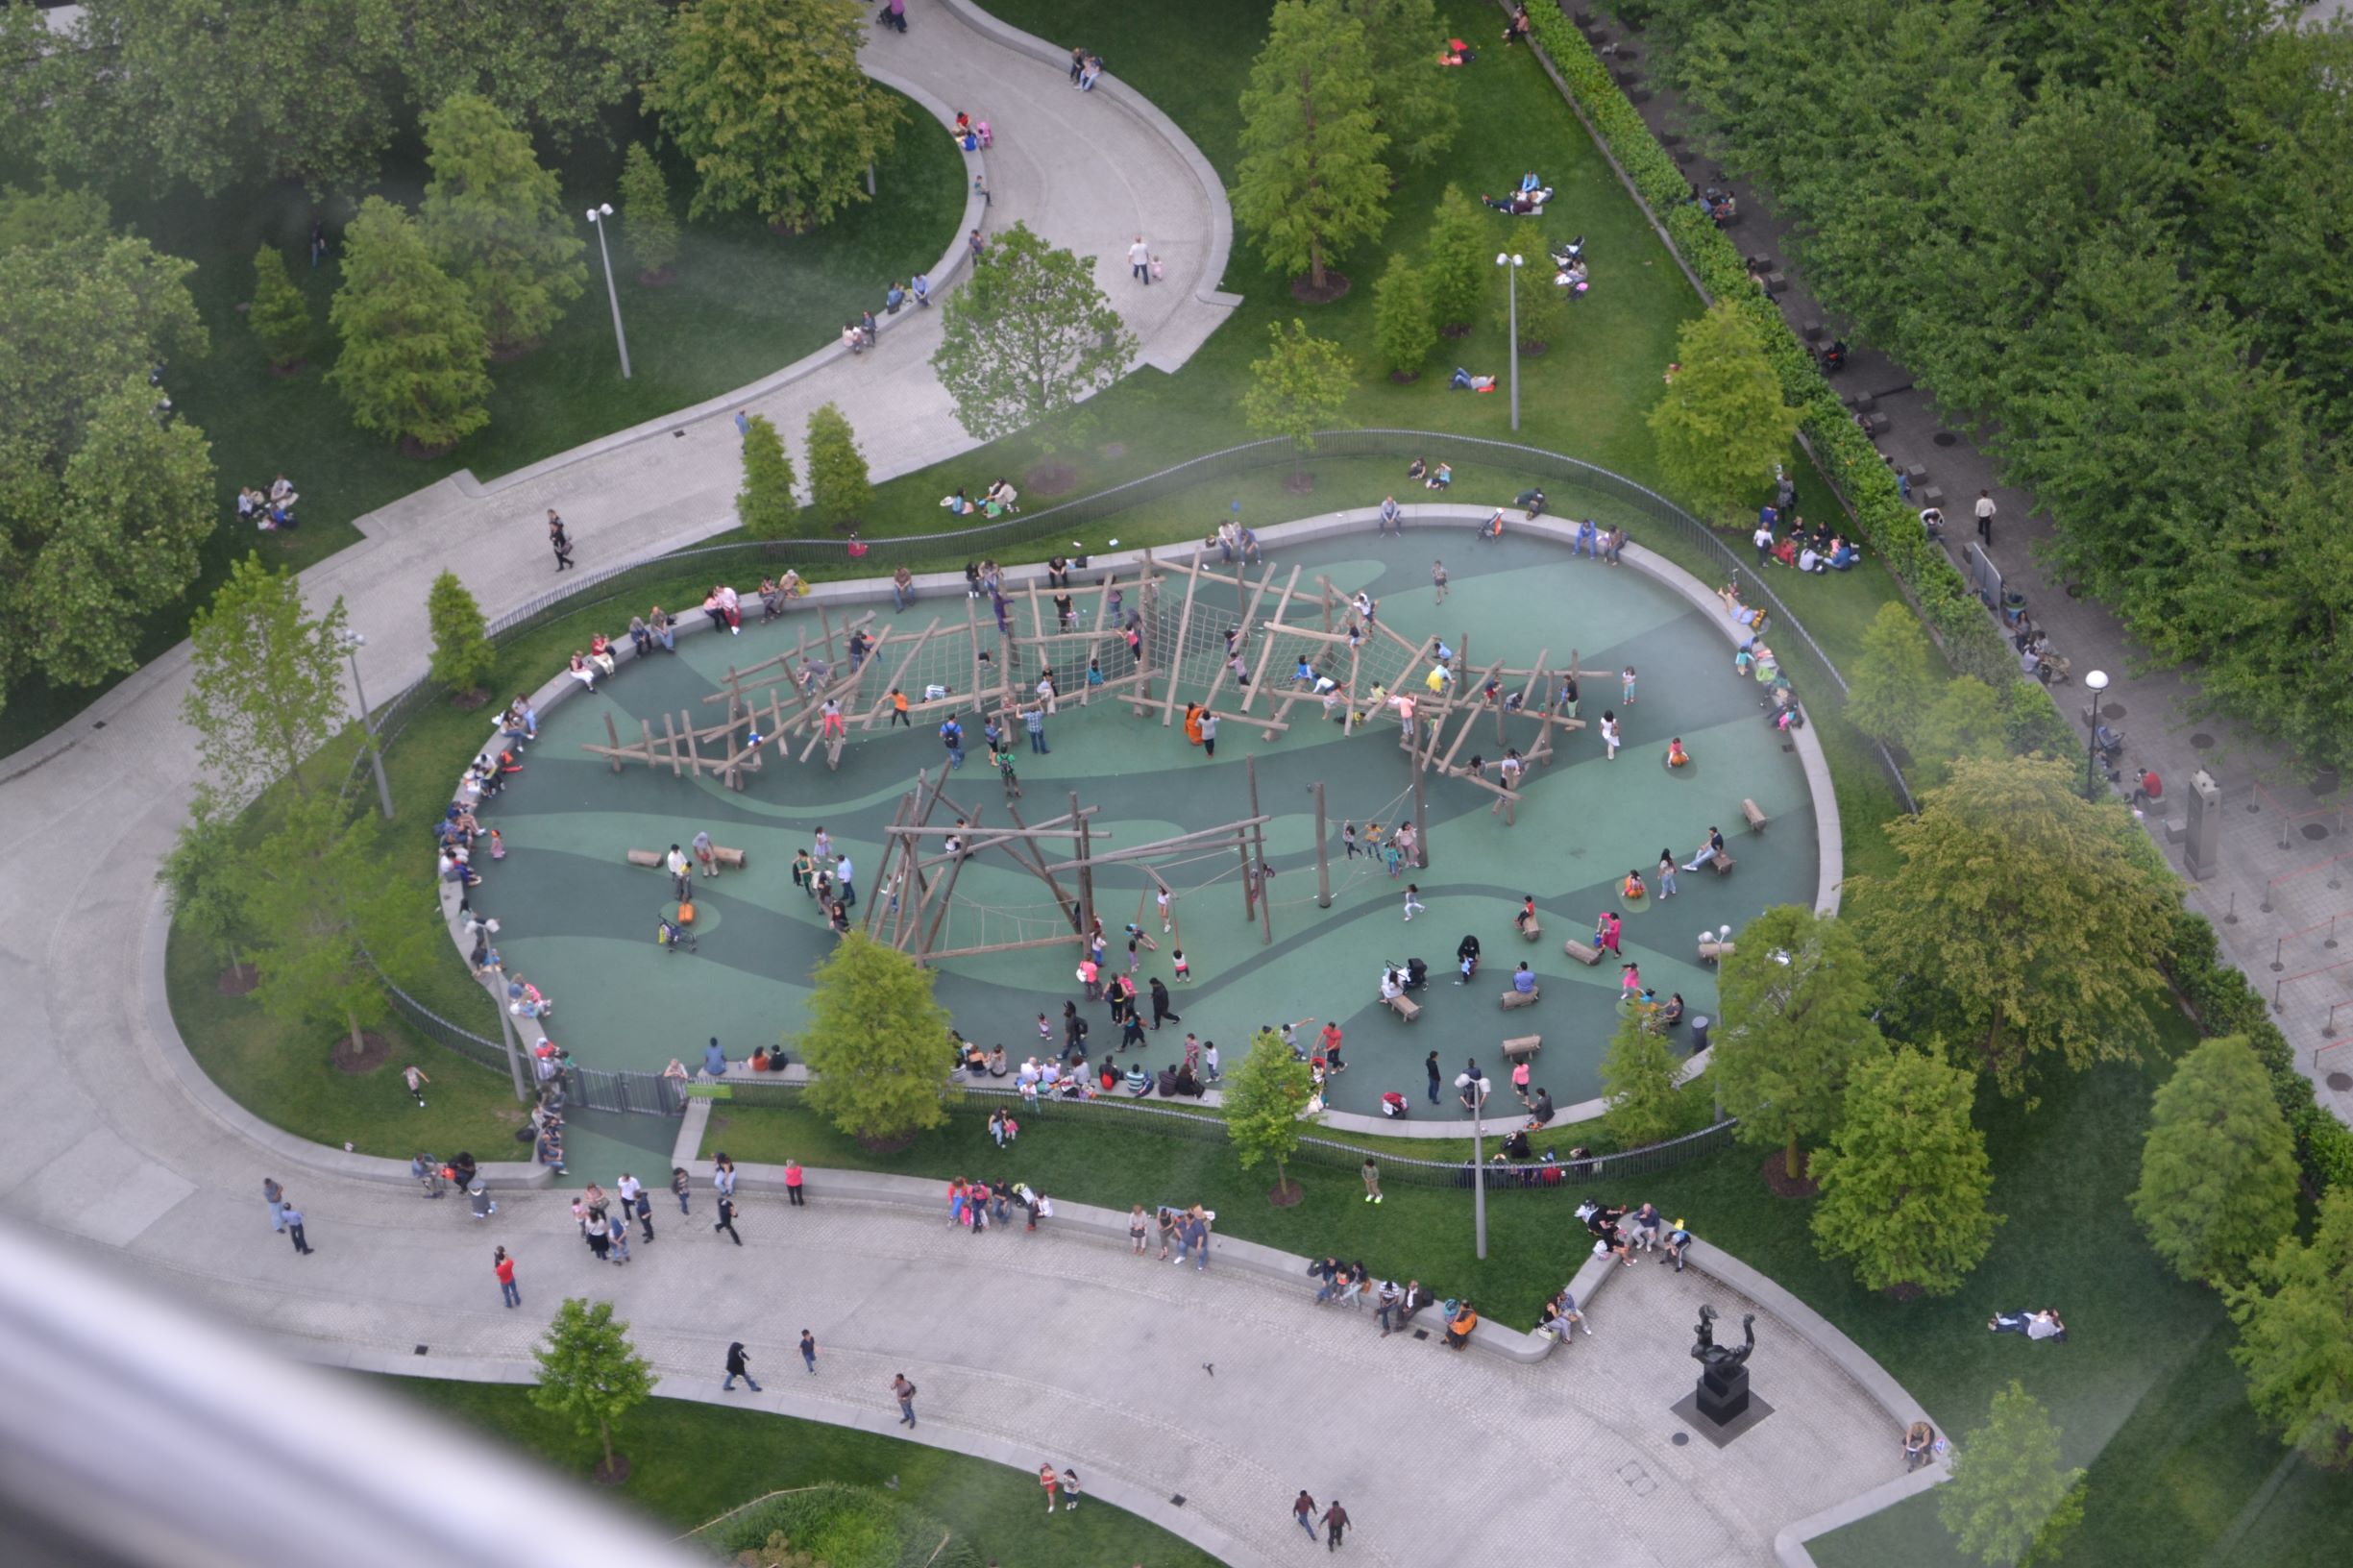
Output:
[{"xmin": 477, "ymin": 525, "xmax": 1822, "ymax": 1117}]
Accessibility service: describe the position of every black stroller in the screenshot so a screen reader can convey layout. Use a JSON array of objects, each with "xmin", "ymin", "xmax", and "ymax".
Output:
[
  {"xmin": 1391, "ymin": 956, "xmax": 1430, "ymax": 993},
  {"xmin": 657, "ymin": 912, "xmax": 699, "ymax": 953}
]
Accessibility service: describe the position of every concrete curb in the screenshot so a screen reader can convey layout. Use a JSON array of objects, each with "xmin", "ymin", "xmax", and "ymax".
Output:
[
  {"xmin": 936, "ymin": 0, "xmax": 1244, "ymax": 327},
  {"xmin": 693, "ymin": 1159, "xmax": 1557, "ymax": 1365},
  {"xmin": 449, "ymin": 75, "xmax": 989, "ymax": 503}
]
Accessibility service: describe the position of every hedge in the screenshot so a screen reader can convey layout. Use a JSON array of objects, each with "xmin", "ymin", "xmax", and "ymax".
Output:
[
  {"xmin": 1518, "ymin": 7, "xmax": 2074, "ymax": 765},
  {"xmin": 694, "ymin": 1482, "xmax": 983, "ymax": 1568}
]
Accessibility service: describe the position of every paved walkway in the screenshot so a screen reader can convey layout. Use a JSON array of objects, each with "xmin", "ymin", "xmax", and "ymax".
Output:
[
  {"xmin": 1569, "ymin": 7, "xmax": 2353, "ymax": 1121},
  {"xmin": 0, "ymin": 10, "xmax": 1913, "ymax": 1561}
]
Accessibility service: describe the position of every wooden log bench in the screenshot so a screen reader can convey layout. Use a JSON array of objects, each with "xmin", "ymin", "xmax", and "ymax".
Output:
[
  {"xmin": 1501, "ymin": 1035, "xmax": 1542, "ymax": 1062},
  {"xmin": 1518, "ymin": 917, "xmax": 1543, "ymax": 943},
  {"xmin": 1699, "ymin": 939, "xmax": 1736, "ymax": 966},
  {"xmin": 1741, "ymin": 797, "xmax": 1769, "ymax": 833},
  {"xmin": 1562, "ymin": 939, "xmax": 1603, "ymax": 967},
  {"xmin": 1709, "ymin": 849, "xmax": 1736, "ymax": 876},
  {"xmin": 1500, "ymin": 986, "xmax": 1541, "ymax": 1011},
  {"xmin": 629, "ymin": 845, "xmax": 748, "ymax": 869},
  {"xmin": 1383, "ymin": 992, "xmax": 1422, "ymax": 1023}
]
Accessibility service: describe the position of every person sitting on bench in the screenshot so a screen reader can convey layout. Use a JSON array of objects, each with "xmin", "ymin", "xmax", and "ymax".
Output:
[
  {"xmin": 1659, "ymin": 992, "xmax": 1685, "ymax": 1028},
  {"xmin": 1525, "ymin": 1087, "xmax": 1555, "ymax": 1127},
  {"xmin": 1449, "ymin": 367, "xmax": 1497, "ymax": 391},
  {"xmin": 1443, "ymin": 1299, "xmax": 1480, "ymax": 1350},
  {"xmin": 1513, "ymin": 895, "xmax": 1537, "ymax": 935},
  {"xmin": 1382, "ymin": 968, "xmax": 1406, "ymax": 1006},
  {"xmin": 1682, "ymin": 827, "xmax": 1726, "ymax": 870},
  {"xmin": 1510, "ymin": 962, "xmax": 1536, "ymax": 996}
]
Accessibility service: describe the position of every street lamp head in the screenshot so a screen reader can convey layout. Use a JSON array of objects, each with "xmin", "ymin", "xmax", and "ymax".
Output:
[
  {"xmin": 1510, "ymin": 254, "xmax": 1523, "ymax": 267},
  {"xmin": 339, "ymin": 629, "xmax": 366, "ymax": 651},
  {"xmin": 586, "ymin": 204, "xmax": 613, "ymax": 222},
  {"xmin": 2085, "ymin": 669, "xmax": 2109, "ymax": 694}
]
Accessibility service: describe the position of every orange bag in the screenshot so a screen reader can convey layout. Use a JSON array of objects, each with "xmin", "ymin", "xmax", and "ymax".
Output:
[{"xmin": 677, "ymin": 901, "xmax": 696, "ymax": 924}]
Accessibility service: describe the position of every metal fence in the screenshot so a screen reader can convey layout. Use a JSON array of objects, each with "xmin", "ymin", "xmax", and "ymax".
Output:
[
  {"xmin": 344, "ymin": 429, "xmax": 1904, "ymax": 1104},
  {"xmin": 697, "ymin": 1073, "xmax": 1739, "ymax": 1188}
]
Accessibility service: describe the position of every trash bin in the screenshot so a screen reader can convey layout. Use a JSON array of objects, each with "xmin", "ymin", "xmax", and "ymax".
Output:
[{"xmin": 1689, "ymin": 1016, "xmax": 1711, "ymax": 1056}]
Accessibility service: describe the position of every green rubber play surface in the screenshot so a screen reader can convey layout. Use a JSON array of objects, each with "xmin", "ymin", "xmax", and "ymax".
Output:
[{"xmin": 478, "ymin": 529, "xmax": 1819, "ymax": 1115}]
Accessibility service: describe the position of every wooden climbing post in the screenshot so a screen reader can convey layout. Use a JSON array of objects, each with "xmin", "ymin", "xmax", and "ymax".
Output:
[
  {"xmin": 1248, "ymin": 754, "xmax": 1272, "ymax": 945},
  {"xmin": 1311, "ymin": 779, "xmax": 1332, "ymax": 908},
  {"xmin": 603, "ymin": 712, "xmax": 623, "ymax": 773}
]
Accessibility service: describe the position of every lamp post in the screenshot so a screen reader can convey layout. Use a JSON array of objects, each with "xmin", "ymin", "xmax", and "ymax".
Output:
[
  {"xmin": 338, "ymin": 629, "xmax": 394, "ymax": 821},
  {"xmin": 584, "ymin": 203, "xmax": 632, "ymax": 380},
  {"xmin": 2082, "ymin": 669, "xmax": 2110, "ymax": 799},
  {"xmin": 1466, "ymin": 1070, "xmax": 1489, "ymax": 1261},
  {"xmin": 1494, "ymin": 252, "xmax": 1524, "ymax": 432}
]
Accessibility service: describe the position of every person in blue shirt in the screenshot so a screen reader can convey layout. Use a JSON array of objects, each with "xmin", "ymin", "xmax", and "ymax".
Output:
[
  {"xmin": 703, "ymin": 1038, "xmax": 727, "ymax": 1077},
  {"xmin": 1512, "ymin": 962, "xmax": 1537, "ymax": 994}
]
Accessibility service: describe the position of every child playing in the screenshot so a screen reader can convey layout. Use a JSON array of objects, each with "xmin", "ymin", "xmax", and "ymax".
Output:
[{"xmin": 1172, "ymin": 950, "xmax": 1190, "ymax": 981}]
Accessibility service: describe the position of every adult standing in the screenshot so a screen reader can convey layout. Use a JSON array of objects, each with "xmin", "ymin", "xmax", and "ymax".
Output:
[
  {"xmin": 1293, "ymin": 1492, "xmax": 1319, "ymax": 1542},
  {"xmin": 1128, "ymin": 234, "xmax": 1152, "ymax": 284},
  {"xmin": 1432, "ymin": 559, "xmax": 1448, "ymax": 604},
  {"xmin": 800, "ymin": 1330, "xmax": 819, "ymax": 1373},
  {"xmin": 548, "ymin": 509, "xmax": 575, "ymax": 572},
  {"xmin": 494, "ymin": 1246, "xmax": 520, "ymax": 1308},
  {"xmin": 282, "ymin": 1199, "xmax": 314, "ymax": 1255},
  {"xmin": 723, "ymin": 1341, "xmax": 762, "ymax": 1392},
  {"xmin": 672, "ymin": 1164, "xmax": 692, "ymax": 1215},
  {"xmin": 1426, "ymin": 1049, "xmax": 1442, "ymax": 1105},
  {"xmin": 1198, "ymin": 710, "xmax": 1218, "ymax": 758},
  {"xmin": 1360, "ymin": 1158, "xmax": 1383, "ymax": 1205},
  {"xmin": 1322, "ymin": 1499, "xmax": 1352, "ymax": 1551},
  {"xmin": 892, "ymin": 1372, "xmax": 919, "ymax": 1428},
  {"xmin": 263, "ymin": 1176, "xmax": 287, "ymax": 1233},
  {"xmin": 667, "ymin": 844, "xmax": 691, "ymax": 902},
  {"xmin": 1026, "ymin": 702, "xmax": 1049, "ymax": 754},
  {"xmin": 1973, "ymin": 489, "xmax": 1997, "ymax": 546},
  {"xmin": 1148, "ymin": 976, "xmax": 1179, "ymax": 1030},
  {"xmin": 784, "ymin": 1158, "xmax": 806, "ymax": 1205}
]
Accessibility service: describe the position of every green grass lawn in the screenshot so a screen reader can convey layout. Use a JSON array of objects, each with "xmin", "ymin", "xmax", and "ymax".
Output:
[
  {"xmin": 385, "ymin": 1377, "xmax": 1219, "ymax": 1568},
  {"xmin": 0, "ymin": 101, "xmax": 963, "ymax": 758}
]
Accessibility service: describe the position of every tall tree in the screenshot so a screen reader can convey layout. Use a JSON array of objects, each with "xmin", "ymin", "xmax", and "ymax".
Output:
[
  {"xmin": 159, "ymin": 802, "xmax": 257, "ymax": 976},
  {"xmin": 247, "ymin": 245, "xmax": 312, "ymax": 373},
  {"xmin": 1234, "ymin": 0, "xmax": 1390, "ymax": 291},
  {"xmin": 1241, "ymin": 319, "xmax": 1356, "ymax": 479},
  {"xmin": 425, "ymin": 571, "xmax": 496, "ymax": 700},
  {"xmin": 1647, "ymin": 301, "xmax": 1802, "ymax": 522},
  {"xmin": 2133, "ymin": 1036, "xmax": 2299, "ymax": 1286},
  {"xmin": 2226, "ymin": 1187, "xmax": 2353, "ymax": 1471},
  {"xmin": 1911, "ymin": 674, "xmax": 2009, "ymax": 790},
  {"xmin": 1334, "ymin": 0, "xmax": 1458, "ymax": 167},
  {"xmin": 1712, "ymin": 906, "xmax": 1885, "ymax": 1181},
  {"xmin": 791, "ymin": 933, "xmax": 959, "ymax": 1147},
  {"xmin": 419, "ymin": 94, "xmax": 586, "ymax": 355},
  {"xmin": 182, "ymin": 553, "xmax": 350, "ymax": 810},
  {"xmin": 1847, "ymin": 600, "xmax": 1945, "ymax": 755},
  {"xmin": 33, "ymin": 0, "xmax": 402, "ymax": 194},
  {"xmin": 329, "ymin": 196, "xmax": 493, "ymax": 454},
  {"xmin": 1937, "ymin": 1381, "xmax": 2088, "ymax": 1567},
  {"xmin": 1853, "ymin": 755, "xmax": 2176, "ymax": 1099},
  {"xmin": 1810, "ymin": 1046, "xmax": 2001, "ymax": 1296},
  {"xmin": 384, "ymin": 0, "xmax": 669, "ymax": 152},
  {"xmin": 648, "ymin": 0, "xmax": 904, "ymax": 233},
  {"xmin": 929, "ymin": 222, "xmax": 1138, "ymax": 453},
  {"xmin": 1370, "ymin": 254, "xmax": 1436, "ymax": 378},
  {"xmin": 1600, "ymin": 1010, "xmax": 1682, "ymax": 1151},
  {"xmin": 0, "ymin": 189, "xmax": 213, "ymax": 714},
  {"xmin": 803, "ymin": 403, "xmax": 872, "ymax": 533},
  {"xmin": 239, "ymin": 791, "xmax": 434, "ymax": 1060},
  {"xmin": 1491, "ymin": 259, "xmax": 1569, "ymax": 353},
  {"xmin": 529, "ymin": 1298, "xmax": 657, "ymax": 1482},
  {"xmin": 617, "ymin": 142, "xmax": 681, "ymax": 281},
  {"xmin": 1422, "ymin": 184, "xmax": 1490, "ymax": 332},
  {"xmin": 736, "ymin": 414, "xmax": 799, "ymax": 539},
  {"xmin": 1225, "ymin": 1027, "xmax": 1318, "ymax": 1202}
]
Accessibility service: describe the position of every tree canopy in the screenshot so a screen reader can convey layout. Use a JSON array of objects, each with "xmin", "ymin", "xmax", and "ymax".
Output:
[
  {"xmin": 1234, "ymin": 0, "xmax": 1390, "ymax": 290},
  {"xmin": 791, "ymin": 933, "xmax": 959, "ymax": 1146},
  {"xmin": 1853, "ymin": 755, "xmax": 2176, "ymax": 1100},
  {"xmin": 649, "ymin": 0, "xmax": 904, "ymax": 233},
  {"xmin": 1370, "ymin": 254, "xmax": 1436, "ymax": 377},
  {"xmin": 1334, "ymin": 0, "xmax": 1458, "ymax": 167},
  {"xmin": 736, "ymin": 415, "xmax": 799, "ymax": 539},
  {"xmin": 530, "ymin": 1297, "xmax": 657, "ymax": 1478},
  {"xmin": 1600, "ymin": 1010, "xmax": 1682, "ymax": 1151},
  {"xmin": 1937, "ymin": 1380, "xmax": 2087, "ymax": 1566},
  {"xmin": 1421, "ymin": 184, "xmax": 1491, "ymax": 332},
  {"xmin": 804, "ymin": 403, "xmax": 872, "ymax": 533},
  {"xmin": 1242, "ymin": 319, "xmax": 1356, "ymax": 466},
  {"xmin": 329, "ymin": 197, "xmax": 494, "ymax": 453},
  {"xmin": 2132, "ymin": 1035, "xmax": 2299, "ymax": 1286},
  {"xmin": 419, "ymin": 93, "xmax": 586, "ymax": 355},
  {"xmin": 1647, "ymin": 300, "xmax": 1802, "ymax": 521},
  {"xmin": 425, "ymin": 571, "xmax": 495, "ymax": 698},
  {"xmin": 1810, "ymin": 1045, "xmax": 2001, "ymax": 1296},
  {"xmin": 930, "ymin": 222, "xmax": 1137, "ymax": 452},
  {"xmin": 247, "ymin": 245, "xmax": 312, "ymax": 372},
  {"xmin": 182, "ymin": 553, "xmax": 350, "ymax": 812},
  {"xmin": 1711, "ymin": 905, "xmax": 1884, "ymax": 1180},
  {"xmin": 1225, "ymin": 1027, "xmax": 1318, "ymax": 1197},
  {"xmin": 2226, "ymin": 1187, "xmax": 2353, "ymax": 1471},
  {"xmin": 0, "ymin": 186, "xmax": 213, "ymax": 714},
  {"xmin": 617, "ymin": 143, "xmax": 681, "ymax": 279}
]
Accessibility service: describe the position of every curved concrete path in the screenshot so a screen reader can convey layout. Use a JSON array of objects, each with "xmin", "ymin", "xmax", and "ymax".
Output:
[{"xmin": 0, "ymin": 9, "xmax": 1910, "ymax": 1563}]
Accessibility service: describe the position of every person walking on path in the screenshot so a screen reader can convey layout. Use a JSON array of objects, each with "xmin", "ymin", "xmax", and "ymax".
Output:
[
  {"xmin": 1657, "ymin": 848, "xmax": 1678, "ymax": 900},
  {"xmin": 263, "ymin": 1176, "xmax": 287, "ymax": 1233},
  {"xmin": 1293, "ymin": 1492, "xmax": 1320, "ymax": 1542},
  {"xmin": 1426, "ymin": 1050, "xmax": 1442, "ymax": 1105},
  {"xmin": 800, "ymin": 1330, "xmax": 819, "ymax": 1373},
  {"xmin": 282, "ymin": 1200, "xmax": 313, "ymax": 1255},
  {"xmin": 723, "ymin": 1341, "xmax": 762, "ymax": 1392},
  {"xmin": 893, "ymin": 1373, "xmax": 919, "ymax": 1428},
  {"xmin": 632, "ymin": 1185, "xmax": 655, "ymax": 1240},
  {"xmin": 672, "ymin": 1165, "xmax": 692, "ymax": 1215},
  {"xmin": 494, "ymin": 1246, "xmax": 520, "ymax": 1308},
  {"xmin": 714, "ymin": 1194, "xmax": 743, "ymax": 1245},
  {"xmin": 402, "ymin": 1064, "xmax": 429, "ymax": 1107},
  {"xmin": 1402, "ymin": 882, "xmax": 1425, "ymax": 921},
  {"xmin": 1322, "ymin": 1500, "xmax": 1352, "ymax": 1551},
  {"xmin": 1600, "ymin": 709, "xmax": 1620, "ymax": 760},
  {"xmin": 1432, "ymin": 559, "xmax": 1448, "ymax": 603},
  {"xmin": 1361, "ymin": 1158, "xmax": 1383, "ymax": 1205},
  {"xmin": 1974, "ymin": 489, "xmax": 1997, "ymax": 545},
  {"xmin": 1129, "ymin": 235, "xmax": 1152, "ymax": 284},
  {"xmin": 784, "ymin": 1158, "xmax": 806, "ymax": 1205},
  {"xmin": 548, "ymin": 510, "xmax": 574, "ymax": 572},
  {"xmin": 1149, "ymin": 976, "xmax": 1179, "ymax": 1029}
]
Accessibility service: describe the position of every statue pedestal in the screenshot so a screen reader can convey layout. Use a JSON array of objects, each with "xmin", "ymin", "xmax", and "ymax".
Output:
[{"xmin": 1697, "ymin": 1362, "xmax": 1751, "ymax": 1425}]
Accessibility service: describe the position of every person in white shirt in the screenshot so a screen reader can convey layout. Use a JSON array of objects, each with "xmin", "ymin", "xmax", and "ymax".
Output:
[{"xmin": 1128, "ymin": 235, "xmax": 1152, "ymax": 284}]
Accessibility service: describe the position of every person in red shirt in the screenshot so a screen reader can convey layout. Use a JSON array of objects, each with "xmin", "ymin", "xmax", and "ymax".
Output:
[
  {"xmin": 2132, "ymin": 771, "xmax": 2163, "ymax": 809},
  {"xmin": 493, "ymin": 1246, "xmax": 519, "ymax": 1309}
]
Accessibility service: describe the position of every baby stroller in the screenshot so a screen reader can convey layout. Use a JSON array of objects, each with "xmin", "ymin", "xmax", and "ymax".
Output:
[
  {"xmin": 656, "ymin": 913, "xmax": 699, "ymax": 953},
  {"xmin": 1391, "ymin": 956, "xmax": 1430, "ymax": 993}
]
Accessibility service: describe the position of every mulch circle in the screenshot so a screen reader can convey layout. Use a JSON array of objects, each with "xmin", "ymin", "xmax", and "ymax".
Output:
[
  {"xmin": 1388, "ymin": 370, "xmax": 1422, "ymax": 384},
  {"xmin": 400, "ymin": 434, "xmax": 458, "ymax": 461},
  {"xmin": 1439, "ymin": 322, "xmax": 1474, "ymax": 339},
  {"xmin": 858, "ymin": 1132, "xmax": 918, "ymax": 1155},
  {"xmin": 217, "ymin": 964, "xmax": 258, "ymax": 996},
  {"xmin": 488, "ymin": 340, "xmax": 539, "ymax": 365},
  {"xmin": 266, "ymin": 359, "xmax": 306, "ymax": 380},
  {"xmin": 331, "ymin": 1031, "xmax": 394, "ymax": 1075},
  {"xmin": 1289, "ymin": 273, "xmax": 1352, "ymax": 304},
  {"xmin": 1517, "ymin": 341, "xmax": 1551, "ymax": 357},
  {"xmin": 1267, "ymin": 1180, "xmax": 1305, "ymax": 1208},
  {"xmin": 1757, "ymin": 1152, "xmax": 1819, "ymax": 1199},
  {"xmin": 592, "ymin": 1455, "xmax": 633, "ymax": 1487},
  {"xmin": 636, "ymin": 267, "xmax": 675, "ymax": 287},
  {"xmin": 1024, "ymin": 460, "xmax": 1079, "ymax": 497},
  {"xmin": 1281, "ymin": 473, "xmax": 1316, "ymax": 495},
  {"xmin": 450, "ymin": 688, "xmax": 491, "ymax": 711},
  {"xmin": 1880, "ymin": 1283, "xmax": 1926, "ymax": 1304}
]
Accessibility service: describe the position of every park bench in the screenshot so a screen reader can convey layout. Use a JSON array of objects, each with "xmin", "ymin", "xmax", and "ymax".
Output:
[
  {"xmin": 1501, "ymin": 1035, "xmax": 1542, "ymax": 1062},
  {"xmin": 1500, "ymin": 986, "xmax": 1541, "ymax": 1012},
  {"xmin": 1741, "ymin": 797, "xmax": 1768, "ymax": 833},
  {"xmin": 1562, "ymin": 939, "xmax": 1602, "ymax": 966},
  {"xmin": 1518, "ymin": 916, "xmax": 1543, "ymax": 943},
  {"xmin": 1383, "ymin": 992, "xmax": 1422, "ymax": 1023},
  {"xmin": 1698, "ymin": 939, "xmax": 1736, "ymax": 966},
  {"xmin": 1709, "ymin": 849, "xmax": 1736, "ymax": 876}
]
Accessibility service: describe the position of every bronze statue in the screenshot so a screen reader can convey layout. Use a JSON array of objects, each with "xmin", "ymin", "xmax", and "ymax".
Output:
[{"xmin": 1690, "ymin": 1304, "xmax": 1756, "ymax": 1368}]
